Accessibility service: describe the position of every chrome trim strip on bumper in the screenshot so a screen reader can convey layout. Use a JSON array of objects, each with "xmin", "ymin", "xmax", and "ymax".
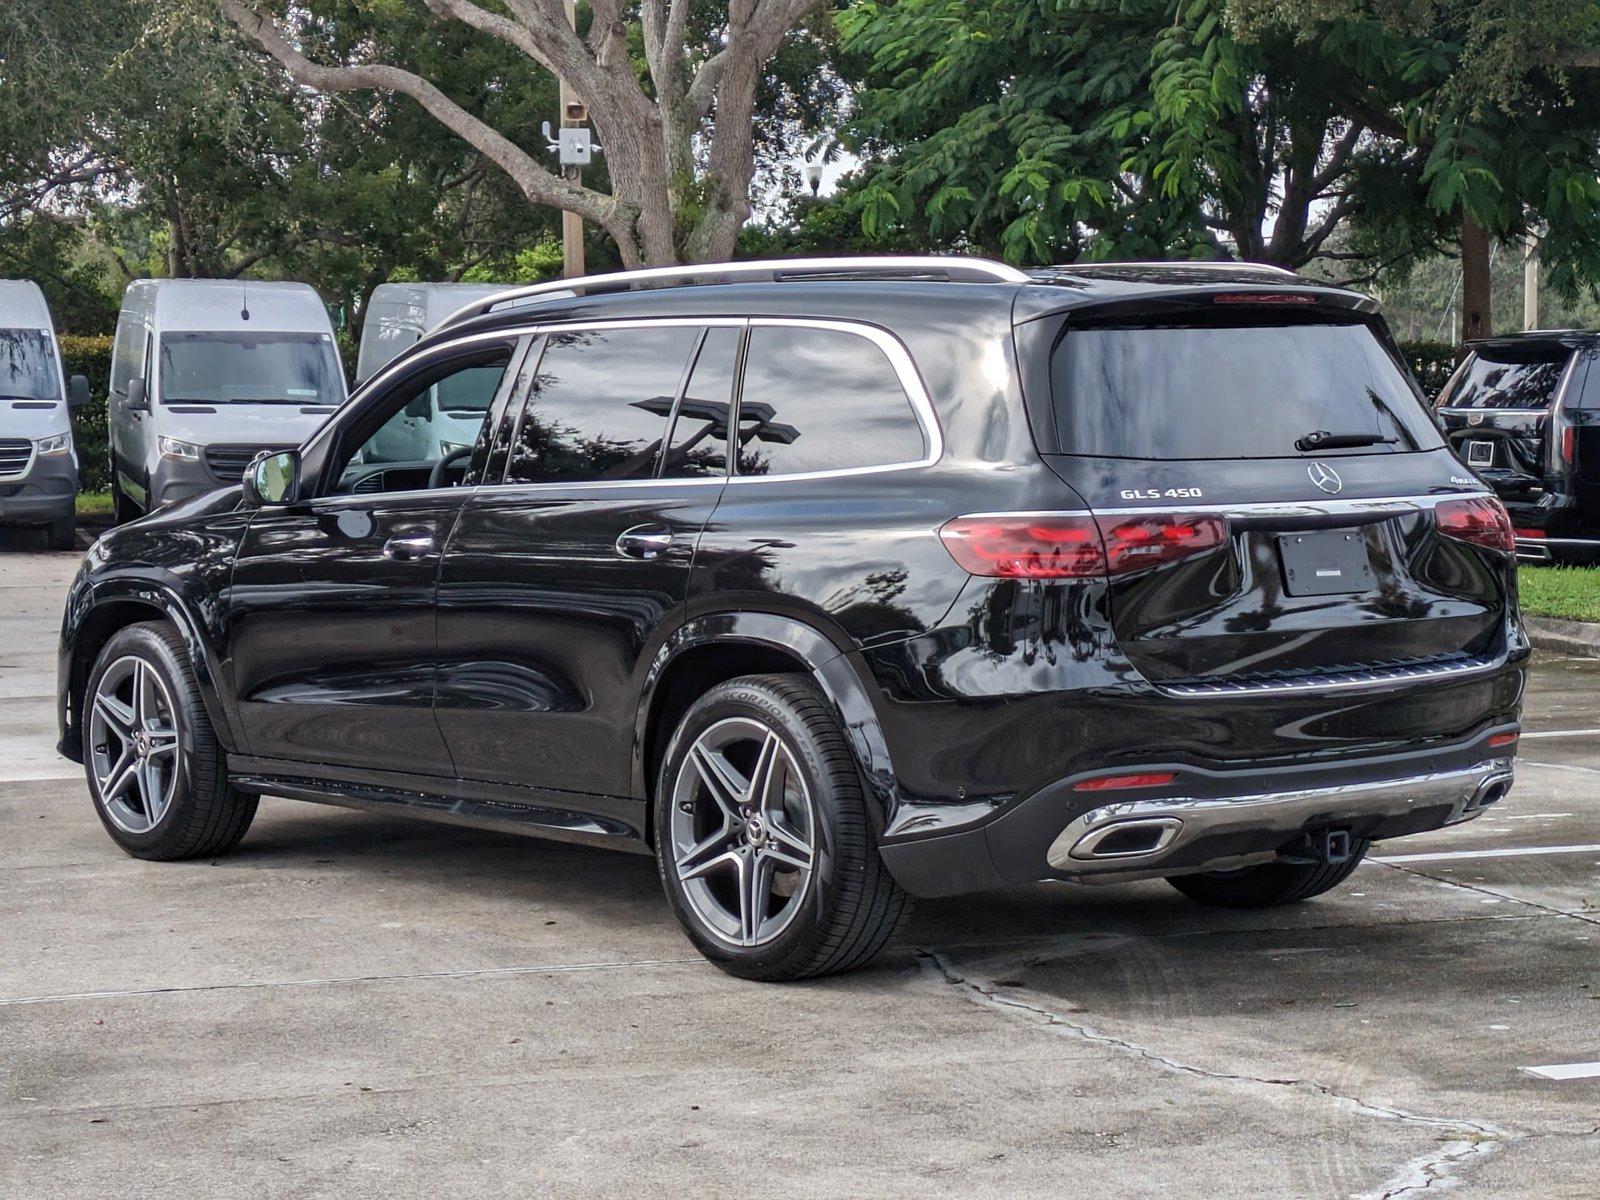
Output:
[
  {"xmin": 1157, "ymin": 652, "xmax": 1505, "ymax": 698},
  {"xmin": 1045, "ymin": 759, "xmax": 1515, "ymax": 879}
]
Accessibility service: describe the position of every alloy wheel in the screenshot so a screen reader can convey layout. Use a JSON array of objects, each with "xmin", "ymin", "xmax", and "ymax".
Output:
[
  {"xmin": 88, "ymin": 655, "xmax": 180, "ymax": 834},
  {"xmin": 668, "ymin": 716, "xmax": 817, "ymax": 948}
]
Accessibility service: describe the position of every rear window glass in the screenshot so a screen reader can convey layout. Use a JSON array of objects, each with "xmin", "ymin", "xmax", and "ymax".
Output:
[
  {"xmin": 1438, "ymin": 348, "xmax": 1571, "ymax": 411},
  {"xmin": 1051, "ymin": 323, "xmax": 1442, "ymax": 459}
]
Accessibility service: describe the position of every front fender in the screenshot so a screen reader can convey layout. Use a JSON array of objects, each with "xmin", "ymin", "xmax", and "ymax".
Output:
[
  {"xmin": 633, "ymin": 611, "xmax": 901, "ymax": 832},
  {"xmin": 59, "ymin": 573, "xmax": 244, "ymax": 762}
]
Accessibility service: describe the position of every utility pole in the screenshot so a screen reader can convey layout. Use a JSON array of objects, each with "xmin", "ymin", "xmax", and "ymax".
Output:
[
  {"xmin": 559, "ymin": 0, "xmax": 585, "ymax": 279},
  {"xmin": 1524, "ymin": 229, "xmax": 1540, "ymax": 332}
]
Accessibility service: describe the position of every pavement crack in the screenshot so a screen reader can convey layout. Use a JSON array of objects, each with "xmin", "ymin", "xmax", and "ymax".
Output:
[
  {"xmin": 1371, "ymin": 860, "xmax": 1600, "ymax": 928},
  {"xmin": 915, "ymin": 949, "xmax": 1515, "ymax": 1200}
]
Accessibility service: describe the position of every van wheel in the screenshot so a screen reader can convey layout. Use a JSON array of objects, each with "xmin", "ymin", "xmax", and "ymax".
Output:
[
  {"xmin": 112, "ymin": 486, "xmax": 139, "ymax": 525},
  {"xmin": 46, "ymin": 515, "xmax": 76, "ymax": 551},
  {"xmin": 1166, "ymin": 841, "xmax": 1369, "ymax": 908},
  {"xmin": 654, "ymin": 674, "xmax": 910, "ymax": 981},
  {"xmin": 83, "ymin": 622, "xmax": 257, "ymax": 860}
]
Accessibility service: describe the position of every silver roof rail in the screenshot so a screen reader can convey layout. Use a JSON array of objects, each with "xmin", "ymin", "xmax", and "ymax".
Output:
[
  {"xmin": 1040, "ymin": 260, "xmax": 1301, "ymax": 279},
  {"xmin": 434, "ymin": 255, "xmax": 1031, "ymax": 331}
]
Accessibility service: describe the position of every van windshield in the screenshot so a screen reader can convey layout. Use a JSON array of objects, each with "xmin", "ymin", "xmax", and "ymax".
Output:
[
  {"xmin": 0, "ymin": 329, "xmax": 60, "ymax": 401},
  {"xmin": 1050, "ymin": 321, "xmax": 1442, "ymax": 459},
  {"xmin": 159, "ymin": 331, "xmax": 343, "ymax": 405}
]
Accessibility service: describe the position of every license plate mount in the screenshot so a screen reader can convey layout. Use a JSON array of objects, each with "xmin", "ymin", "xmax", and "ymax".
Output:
[{"xmin": 1278, "ymin": 530, "xmax": 1374, "ymax": 597}]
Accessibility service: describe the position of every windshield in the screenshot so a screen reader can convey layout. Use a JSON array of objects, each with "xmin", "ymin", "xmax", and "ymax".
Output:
[
  {"xmin": 0, "ymin": 329, "xmax": 60, "ymax": 401},
  {"xmin": 1050, "ymin": 322, "xmax": 1442, "ymax": 459},
  {"xmin": 159, "ymin": 331, "xmax": 343, "ymax": 405},
  {"xmin": 1437, "ymin": 347, "xmax": 1571, "ymax": 411}
]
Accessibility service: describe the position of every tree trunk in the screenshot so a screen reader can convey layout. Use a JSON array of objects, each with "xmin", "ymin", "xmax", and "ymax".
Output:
[{"xmin": 1459, "ymin": 212, "xmax": 1492, "ymax": 352}]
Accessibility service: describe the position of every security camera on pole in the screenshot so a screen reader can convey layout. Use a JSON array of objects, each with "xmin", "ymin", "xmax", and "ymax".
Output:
[{"xmin": 540, "ymin": 0, "xmax": 602, "ymax": 279}]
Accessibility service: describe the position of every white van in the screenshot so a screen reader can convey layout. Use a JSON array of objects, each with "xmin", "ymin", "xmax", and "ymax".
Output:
[
  {"xmin": 354, "ymin": 282, "xmax": 512, "ymax": 464},
  {"xmin": 0, "ymin": 280, "xmax": 89, "ymax": 549},
  {"xmin": 108, "ymin": 280, "xmax": 346, "ymax": 520}
]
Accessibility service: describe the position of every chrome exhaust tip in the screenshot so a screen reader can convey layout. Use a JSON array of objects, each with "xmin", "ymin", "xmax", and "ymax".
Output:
[{"xmin": 1068, "ymin": 817, "xmax": 1184, "ymax": 861}]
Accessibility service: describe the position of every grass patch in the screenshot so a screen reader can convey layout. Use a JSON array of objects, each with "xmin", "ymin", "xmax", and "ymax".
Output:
[
  {"xmin": 75, "ymin": 490, "xmax": 113, "ymax": 519},
  {"xmin": 1518, "ymin": 565, "xmax": 1600, "ymax": 623}
]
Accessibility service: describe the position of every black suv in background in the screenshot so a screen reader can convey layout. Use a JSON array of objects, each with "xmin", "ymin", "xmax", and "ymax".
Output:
[
  {"xmin": 57, "ymin": 257, "xmax": 1526, "ymax": 981},
  {"xmin": 1436, "ymin": 331, "xmax": 1600, "ymax": 563}
]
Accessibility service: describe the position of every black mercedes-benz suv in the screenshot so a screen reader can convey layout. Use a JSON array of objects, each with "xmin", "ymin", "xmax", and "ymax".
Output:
[{"xmin": 57, "ymin": 257, "xmax": 1527, "ymax": 980}]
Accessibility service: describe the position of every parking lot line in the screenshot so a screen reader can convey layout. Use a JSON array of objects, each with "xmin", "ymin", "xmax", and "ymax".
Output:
[
  {"xmin": 1368, "ymin": 844, "xmax": 1600, "ymax": 865},
  {"xmin": 1521, "ymin": 728, "xmax": 1600, "ymax": 739},
  {"xmin": 1523, "ymin": 1062, "xmax": 1600, "ymax": 1081}
]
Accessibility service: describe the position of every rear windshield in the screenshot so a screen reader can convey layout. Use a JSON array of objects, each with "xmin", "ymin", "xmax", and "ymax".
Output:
[
  {"xmin": 1050, "ymin": 322, "xmax": 1441, "ymax": 459},
  {"xmin": 1437, "ymin": 347, "xmax": 1571, "ymax": 411},
  {"xmin": 0, "ymin": 329, "xmax": 59, "ymax": 401},
  {"xmin": 160, "ymin": 331, "xmax": 343, "ymax": 405}
]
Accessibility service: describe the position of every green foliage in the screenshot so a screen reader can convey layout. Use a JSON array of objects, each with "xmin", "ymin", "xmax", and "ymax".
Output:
[
  {"xmin": 1396, "ymin": 340, "xmax": 1458, "ymax": 396},
  {"xmin": 1518, "ymin": 565, "xmax": 1600, "ymax": 623},
  {"xmin": 60, "ymin": 335, "xmax": 113, "ymax": 491}
]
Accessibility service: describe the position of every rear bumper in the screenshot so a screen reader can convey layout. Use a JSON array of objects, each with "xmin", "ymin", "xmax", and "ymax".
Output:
[
  {"xmin": 879, "ymin": 732, "xmax": 1519, "ymax": 898},
  {"xmin": 1514, "ymin": 533, "xmax": 1600, "ymax": 563}
]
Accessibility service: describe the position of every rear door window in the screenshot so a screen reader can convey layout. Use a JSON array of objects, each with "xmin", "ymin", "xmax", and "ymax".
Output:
[
  {"xmin": 1439, "ymin": 346, "xmax": 1572, "ymax": 411},
  {"xmin": 1050, "ymin": 322, "xmax": 1442, "ymax": 459},
  {"xmin": 735, "ymin": 325, "xmax": 927, "ymax": 476},
  {"xmin": 661, "ymin": 327, "xmax": 740, "ymax": 479},
  {"xmin": 506, "ymin": 325, "xmax": 699, "ymax": 484}
]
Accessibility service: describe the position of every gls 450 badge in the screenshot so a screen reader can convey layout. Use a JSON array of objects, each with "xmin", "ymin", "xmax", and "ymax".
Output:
[{"xmin": 1119, "ymin": 487, "xmax": 1204, "ymax": 501}]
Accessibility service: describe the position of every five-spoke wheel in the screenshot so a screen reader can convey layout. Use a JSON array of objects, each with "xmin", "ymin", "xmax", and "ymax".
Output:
[
  {"xmin": 656, "ymin": 674, "xmax": 909, "ymax": 980},
  {"xmin": 669, "ymin": 716, "xmax": 818, "ymax": 948},
  {"xmin": 88, "ymin": 655, "xmax": 181, "ymax": 834}
]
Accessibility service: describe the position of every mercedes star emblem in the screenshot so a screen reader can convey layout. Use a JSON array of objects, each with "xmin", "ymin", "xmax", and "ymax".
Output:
[{"xmin": 1308, "ymin": 461, "xmax": 1343, "ymax": 494}]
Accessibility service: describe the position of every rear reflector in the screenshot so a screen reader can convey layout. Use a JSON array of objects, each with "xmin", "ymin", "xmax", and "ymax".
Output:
[
  {"xmin": 1074, "ymin": 771, "xmax": 1178, "ymax": 793},
  {"xmin": 1487, "ymin": 731, "xmax": 1519, "ymax": 749},
  {"xmin": 1435, "ymin": 495, "xmax": 1515, "ymax": 553},
  {"xmin": 940, "ymin": 512, "xmax": 1227, "ymax": 579},
  {"xmin": 1513, "ymin": 527, "xmax": 1546, "ymax": 540}
]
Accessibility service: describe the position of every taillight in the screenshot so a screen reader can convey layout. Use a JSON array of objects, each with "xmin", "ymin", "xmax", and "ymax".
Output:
[
  {"xmin": 940, "ymin": 512, "xmax": 1228, "ymax": 579},
  {"xmin": 1435, "ymin": 496, "xmax": 1515, "ymax": 553},
  {"xmin": 1561, "ymin": 426, "xmax": 1577, "ymax": 467},
  {"xmin": 1097, "ymin": 513, "xmax": 1227, "ymax": 575},
  {"xmin": 938, "ymin": 515, "xmax": 1106, "ymax": 578}
]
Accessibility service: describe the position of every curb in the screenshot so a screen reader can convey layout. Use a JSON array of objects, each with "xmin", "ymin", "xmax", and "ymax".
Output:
[{"xmin": 1526, "ymin": 616, "xmax": 1600, "ymax": 659}]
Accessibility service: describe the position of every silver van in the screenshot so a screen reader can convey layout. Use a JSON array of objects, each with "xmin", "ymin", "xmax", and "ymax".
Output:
[
  {"xmin": 354, "ymin": 282, "xmax": 512, "ymax": 465},
  {"xmin": 0, "ymin": 280, "xmax": 88, "ymax": 548},
  {"xmin": 107, "ymin": 280, "xmax": 346, "ymax": 521}
]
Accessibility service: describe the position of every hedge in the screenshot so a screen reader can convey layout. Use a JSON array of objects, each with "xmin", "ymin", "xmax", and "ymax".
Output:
[
  {"xmin": 1398, "ymin": 340, "xmax": 1458, "ymax": 398},
  {"xmin": 59, "ymin": 334, "xmax": 113, "ymax": 493}
]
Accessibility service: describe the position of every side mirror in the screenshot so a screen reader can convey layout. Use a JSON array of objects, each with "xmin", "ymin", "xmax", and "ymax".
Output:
[
  {"xmin": 125, "ymin": 378, "xmax": 150, "ymax": 413},
  {"xmin": 243, "ymin": 449, "xmax": 301, "ymax": 507},
  {"xmin": 68, "ymin": 375, "xmax": 90, "ymax": 410},
  {"xmin": 403, "ymin": 391, "xmax": 432, "ymax": 421}
]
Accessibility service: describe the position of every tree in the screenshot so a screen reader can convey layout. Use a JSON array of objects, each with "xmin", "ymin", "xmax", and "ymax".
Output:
[
  {"xmin": 1231, "ymin": 0, "xmax": 1600, "ymax": 342},
  {"xmin": 217, "ymin": 0, "xmax": 835, "ymax": 266},
  {"xmin": 835, "ymin": 0, "xmax": 1445, "ymax": 273}
]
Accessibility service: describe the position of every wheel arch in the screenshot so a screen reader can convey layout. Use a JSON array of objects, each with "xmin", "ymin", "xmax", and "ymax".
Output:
[
  {"xmin": 62, "ymin": 580, "xmax": 240, "ymax": 763},
  {"xmin": 634, "ymin": 612, "xmax": 900, "ymax": 842}
]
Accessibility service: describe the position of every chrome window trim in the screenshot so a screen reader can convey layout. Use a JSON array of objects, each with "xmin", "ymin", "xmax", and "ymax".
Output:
[{"xmin": 953, "ymin": 492, "xmax": 1487, "ymax": 523}]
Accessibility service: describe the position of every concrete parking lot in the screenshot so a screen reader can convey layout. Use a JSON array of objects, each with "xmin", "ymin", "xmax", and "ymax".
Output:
[{"xmin": 2, "ymin": 539, "xmax": 1597, "ymax": 1199}]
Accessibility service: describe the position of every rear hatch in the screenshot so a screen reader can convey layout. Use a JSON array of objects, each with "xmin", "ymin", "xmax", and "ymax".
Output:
[
  {"xmin": 1036, "ymin": 309, "xmax": 1513, "ymax": 688},
  {"xmin": 1434, "ymin": 340, "xmax": 1578, "ymax": 505}
]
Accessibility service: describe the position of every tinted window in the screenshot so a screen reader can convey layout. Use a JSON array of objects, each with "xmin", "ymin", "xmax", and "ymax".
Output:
[
  {"xmin": 0, "ymin": 330, "xmax": 59, "ymax": 400},
  {"xmin": 160, "ymin": 332, "xmax": 343, "ymax": 405},
  {"xmin": 507, "ymin": 326, "xmax": 698, "ymax": 485},
  {"xmin": 735, "ymin": 326, "xmax": 925, "ymax": 476},
  {"xmin": 1051, "ymin": 323, "xmax": 1442, "ymax": 459},
  {"xmin": 1439, "ymin": 347, "xmax": 1571, "ymax": 411},
  {"xmin": 662, "ymin": 328, "xmax": 739, "ymax": 479}
]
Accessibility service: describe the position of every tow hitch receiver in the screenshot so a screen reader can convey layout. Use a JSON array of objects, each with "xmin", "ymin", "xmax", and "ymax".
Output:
[{"xmin": 1282, "ymin": 829, "xmax": 1352, "ymax": 866}]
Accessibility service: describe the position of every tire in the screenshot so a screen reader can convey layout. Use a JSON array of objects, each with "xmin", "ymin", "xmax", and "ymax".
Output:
[
  {"xmin": 46, "ymin": 514, "xmax": 75, "ymax": 551},
  {"xmin": 112, "ymin": 484, "xmax": 139, "ymax": 525},
  {"xmin": 82, "ymin": 621, "xmax": 257, "ymax": 861},
  {"xmin": 654, "ymin": 674, "xmax": 910, "ymax": 981},
  {"xmin": 1166, "ymin": 839, "xmax": 1370, "ymax": 908}
]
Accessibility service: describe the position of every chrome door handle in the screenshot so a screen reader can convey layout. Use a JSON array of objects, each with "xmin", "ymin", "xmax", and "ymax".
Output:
[
  {"xmin": 383, "ymin": 533, "xmax": 436, "ymax": 561},
  {"xmin": 615, "ymin": 525, "xmax": 673, "ymax": 560}
]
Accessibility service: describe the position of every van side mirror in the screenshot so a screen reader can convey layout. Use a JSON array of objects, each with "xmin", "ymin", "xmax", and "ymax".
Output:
[
  {"xmin": 125, "ymin": 378, "xmax": 150, "ymax": 413},
  {"xmin": 404, "ymin": 391, "xmax": 432, "ymax": 421},
  {"xmin": 243, "ymin": 449, "xmax": 301, "ymax": 507},
  {"xmin": 68, "ymin": 375, "xmax": 90, "ymax": 410}
]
